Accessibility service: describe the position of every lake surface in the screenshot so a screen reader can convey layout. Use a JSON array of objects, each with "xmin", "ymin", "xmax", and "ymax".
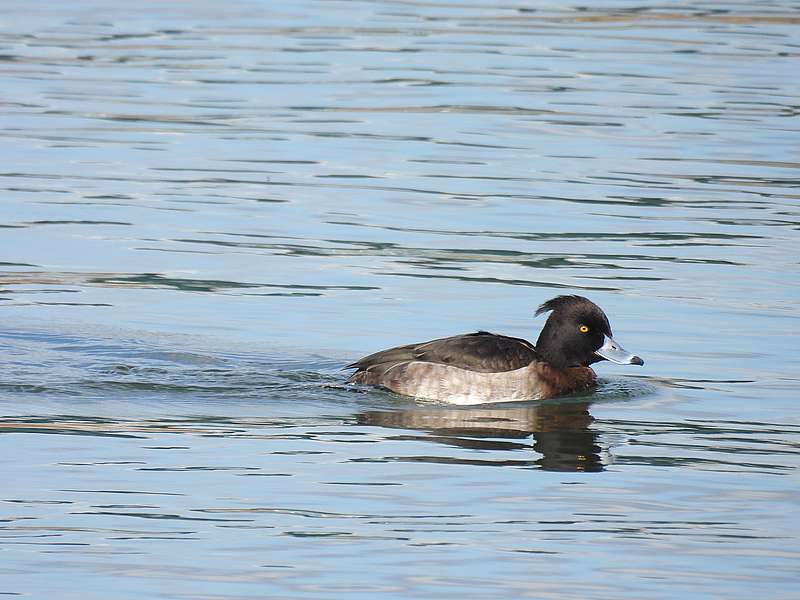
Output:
[{"xmin": 1, "ymin": 1, "xmax": 799, "ymax": 598}]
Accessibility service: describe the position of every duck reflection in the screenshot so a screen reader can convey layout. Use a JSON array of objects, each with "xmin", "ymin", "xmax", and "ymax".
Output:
[{"xmin": 357, "ymin": 401, "xmax": 604, "ymax": 472}]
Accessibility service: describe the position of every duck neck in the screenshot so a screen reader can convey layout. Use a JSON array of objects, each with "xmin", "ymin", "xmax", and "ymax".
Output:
[{"xmin": 533, "ymin": 362, "xmax": 597, "ymax": 399}]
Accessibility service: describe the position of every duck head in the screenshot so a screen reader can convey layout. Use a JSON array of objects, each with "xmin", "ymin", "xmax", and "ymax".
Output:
[{"xmin": 534, "ymin": 295, "xmax": 644, "ymax": 369}]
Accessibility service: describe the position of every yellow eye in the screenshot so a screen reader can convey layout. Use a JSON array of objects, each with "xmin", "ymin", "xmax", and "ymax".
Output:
[{"xmin": 579, "ymin": 325, "xmax": 589, "ymax": 333}]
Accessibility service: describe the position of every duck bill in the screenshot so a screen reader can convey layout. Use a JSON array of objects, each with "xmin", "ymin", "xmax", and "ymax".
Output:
[{"xmin": 595, "ymin": 335, "xmax": 644, "ymax": 366}]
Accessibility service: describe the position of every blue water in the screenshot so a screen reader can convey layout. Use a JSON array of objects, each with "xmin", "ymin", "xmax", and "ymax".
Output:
[{"xmin": 1, "ymin": 1, "xmax": 799, "ymax": 598}]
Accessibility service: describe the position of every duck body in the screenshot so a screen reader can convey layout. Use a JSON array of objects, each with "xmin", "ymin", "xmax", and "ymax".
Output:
[
  {"xmin": 347, "ymin": 295, "xmax": 642, "ymax": 405},
  {"xmin": 348, "ymin": 332, "xmax": 596, "ymax": 405}
]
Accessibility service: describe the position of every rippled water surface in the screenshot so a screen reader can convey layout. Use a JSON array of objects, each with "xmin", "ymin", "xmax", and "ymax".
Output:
[{"xmin": 2, "ymin": 1, "xmax": 799, "ymax": 598}]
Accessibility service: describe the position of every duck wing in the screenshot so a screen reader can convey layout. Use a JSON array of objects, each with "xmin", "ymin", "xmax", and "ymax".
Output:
[{"xmin": 347, "ymin": 331, "xmax": 537, "ymax": 375}]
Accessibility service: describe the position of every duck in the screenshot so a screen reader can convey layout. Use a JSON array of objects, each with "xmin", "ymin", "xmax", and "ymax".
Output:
[{"xmin": 346, "ymin": 295, "xmax": 643, "ymax": 405}]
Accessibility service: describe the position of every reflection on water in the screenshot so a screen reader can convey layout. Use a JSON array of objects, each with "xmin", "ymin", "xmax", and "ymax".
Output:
[{"xmin": 359, "ymin": 402, "xmax": 603, "ymax": 472}]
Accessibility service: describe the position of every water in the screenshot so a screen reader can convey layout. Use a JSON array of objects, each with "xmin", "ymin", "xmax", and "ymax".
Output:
[{"xmin": 1, "ymin": 1, "xmax": 799, "ymax": 598}]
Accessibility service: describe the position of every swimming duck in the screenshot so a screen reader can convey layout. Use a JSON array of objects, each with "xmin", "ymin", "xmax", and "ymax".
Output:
[{"xmin": 347, "ymin": 295, "xmax": 643, "ymax": 405}]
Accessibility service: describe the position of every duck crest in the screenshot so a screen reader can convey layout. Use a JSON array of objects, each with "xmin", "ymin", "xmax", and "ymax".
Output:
[{"xmin": 535, "ymin": 294, "xmax": 588, "ymax": 317}]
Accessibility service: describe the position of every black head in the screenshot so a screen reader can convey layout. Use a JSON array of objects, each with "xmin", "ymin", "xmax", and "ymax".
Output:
[{"xmin": 534, "ymin": 295, "xmax": 643, "ymax": 369}]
